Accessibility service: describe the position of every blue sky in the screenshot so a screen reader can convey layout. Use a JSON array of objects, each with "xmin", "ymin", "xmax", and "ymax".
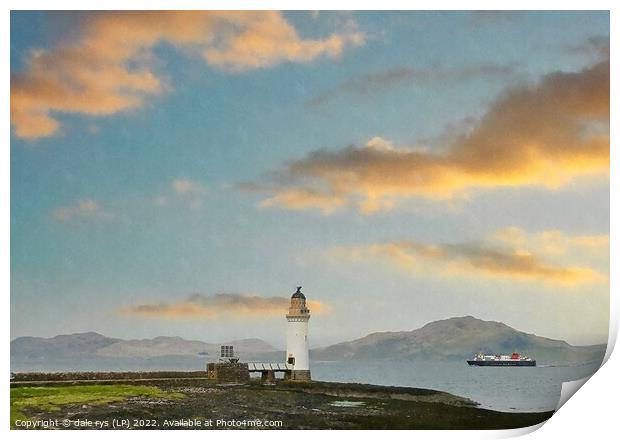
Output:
[{"xmin": 11, "ymin": 11, "xmax": 609, "ymax": 347}]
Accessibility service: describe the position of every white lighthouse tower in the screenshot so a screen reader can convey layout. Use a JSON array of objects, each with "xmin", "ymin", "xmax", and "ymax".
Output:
[{"xmin": 286, "ymin": 286, "xmax": 311, "ymax": 381}]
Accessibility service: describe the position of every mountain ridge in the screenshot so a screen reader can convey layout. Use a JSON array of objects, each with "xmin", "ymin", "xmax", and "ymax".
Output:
[
  {"xmin": 11, "ymin": 332, "xmax": 278, "ymax": 360},
  {"xmin": 11, "ymin": 316, "xmax": 606, "ymax": 366},
  {"xmin": 311, "ymin": 316, "xmax": 605, "ymax": 364}
]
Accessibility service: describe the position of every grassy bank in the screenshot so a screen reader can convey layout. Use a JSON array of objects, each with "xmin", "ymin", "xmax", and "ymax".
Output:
[{"xmin": 11, "ymin": 385, "xmax": 185, "ymax": 427}]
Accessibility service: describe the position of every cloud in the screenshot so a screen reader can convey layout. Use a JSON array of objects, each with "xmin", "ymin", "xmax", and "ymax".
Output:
[
  {"xmin": 120, "ymin": 293, "xmax": 330, "ymax": 320},
  {"xmin": 11, "ymin": 11, "xmax": 365, "ymax": 139},
  {"xmin": 259, "ymin": 188, "xmax": 346, "ymax": 215},
  {"xmin": 250, "ymin": 59, "xmax": 609, "ymax": 214},
  {"xmin": 155, "ymin": 178, "xmax": 208, "ymax": 210},
  {"xmin": 172, "ymin": 179, "xmax": 208, "ymax": 196},
  {"xmin": 306, "ymin": 63, "xmax": 516, "ymax": 107},
  {"xmin": 491, "ymin": 227, "xmax": 609, "ymax": 258},
  {"xmin": 52, "ymin": 198, "xmax": 114, "ymax": 221},
  {"xmin": 332, "ymin": 229, "xmax": 606, "ymax": 286},
  {"xmin": 564, "ymin": 35, "xmax": 609, "ymax": 60}
]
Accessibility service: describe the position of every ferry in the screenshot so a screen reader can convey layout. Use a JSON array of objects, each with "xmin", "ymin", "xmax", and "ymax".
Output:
[{"xmin": 467, "ymin": 352, "xmax": 536, "ymax": 367}]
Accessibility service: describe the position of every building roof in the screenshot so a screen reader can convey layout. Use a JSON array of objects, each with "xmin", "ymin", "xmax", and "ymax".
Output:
[{"xmin": 292, "ymin": 286, "xmax": 306, "ymax": 300}]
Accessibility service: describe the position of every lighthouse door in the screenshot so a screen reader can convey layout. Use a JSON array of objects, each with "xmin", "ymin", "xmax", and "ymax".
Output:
[{"xmin": 287, "ymin": 356, "xmax": 295, "ymax": 365}]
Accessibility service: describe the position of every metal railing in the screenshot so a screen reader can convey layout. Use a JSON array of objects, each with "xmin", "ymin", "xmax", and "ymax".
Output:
[{"xmin": 247, "ymin": 362, "xmax": 291, "ymax": 372}]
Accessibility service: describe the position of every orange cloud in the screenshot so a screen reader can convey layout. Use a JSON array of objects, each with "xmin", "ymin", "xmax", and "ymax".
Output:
[
  {"xmin": 332, "ymin": 229, "xmax": 606, "ymax": 286},
  {"xmin": 491, "ymin": 227, "xmax": 609, "ymax": 257},
  {"xmin": 120, "ymin": 293, "xmax": 330, "ymax": 320},
  {"xmin": 259, "ymin": 188, "xmax": 346, "ymax": 215},
  {"xmin": 250, "ymin": 58, "xmax": 609, "ymax": 214},
  {"xmin": 52, "ymin": 198, "xmax": 114, "ymax": 221},
  {"xmin": 11, "ymin": 11, "xmax": 364, "ymax": 139}
]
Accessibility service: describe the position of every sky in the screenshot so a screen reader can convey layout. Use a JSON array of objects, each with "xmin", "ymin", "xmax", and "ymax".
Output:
[{"xmin": 10, "ymin": 11, "xmax": 610, "ymax": 348}]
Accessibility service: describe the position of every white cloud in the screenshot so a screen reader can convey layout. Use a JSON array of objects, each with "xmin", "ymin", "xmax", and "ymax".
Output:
[{"xmin": 52, "ymin": 198, "xmax": 114, "ymax": 221}]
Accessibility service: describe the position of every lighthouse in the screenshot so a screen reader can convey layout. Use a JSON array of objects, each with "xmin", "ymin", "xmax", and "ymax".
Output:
[{"xmin": 285, "ymin": 286, "xmax": 311, "ymax": 381}]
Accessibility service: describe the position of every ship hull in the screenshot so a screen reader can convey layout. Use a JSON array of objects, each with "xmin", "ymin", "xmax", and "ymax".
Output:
[{"xmin": 467, "ymin": 360, "xmax": 536, "ymax": 367}]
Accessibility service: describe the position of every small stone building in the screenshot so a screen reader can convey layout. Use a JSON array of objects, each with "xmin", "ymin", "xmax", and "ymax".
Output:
[{"xmin": 206, "ymin": 362, "xmax": 250, "ymax": 383}]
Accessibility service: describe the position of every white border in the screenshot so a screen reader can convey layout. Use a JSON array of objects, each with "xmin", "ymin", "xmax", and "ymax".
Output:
[{"xmin": 4, "ymin": 1, "xmax": 617, "ymax": 438}]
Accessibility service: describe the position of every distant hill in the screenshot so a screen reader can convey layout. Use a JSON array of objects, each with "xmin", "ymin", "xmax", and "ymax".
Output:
[
  {"xmin": 11, "ymin": 332, "xmax": 121, "ymax": 359},
  {"xmin": 11, "ymin": 332, "xmax": 278, "ymax": 363},
  {"xmin": 95, "ymin": 336, "xmax": 276, "ymax": 358},
  {"xmin": 311, "ymin": 316, "xmax": 606, "ymax": 365}
]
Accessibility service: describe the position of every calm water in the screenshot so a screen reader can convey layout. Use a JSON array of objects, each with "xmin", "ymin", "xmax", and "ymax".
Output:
[
  {"xmin": 311, "ymin": 359, "xmax": 603, "ymax": 413},
  {"xmin": 12, "ymin": 357, "xmax": 603, "ymax": 413}
]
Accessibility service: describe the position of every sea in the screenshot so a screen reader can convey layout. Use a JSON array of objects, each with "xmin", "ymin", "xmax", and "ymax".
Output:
[
  {"xmin": 11, "ymin": 357, "xmax": 604, "ymax": 413},
  {"xmin": 311, "ymin": 359, "xmax": 603, "ymax": 413}
]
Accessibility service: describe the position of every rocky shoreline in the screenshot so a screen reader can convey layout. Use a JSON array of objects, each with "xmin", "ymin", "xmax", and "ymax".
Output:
[{"xmin": 10, "ymin": 376, "xmax": 554, "ymax": 429}]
